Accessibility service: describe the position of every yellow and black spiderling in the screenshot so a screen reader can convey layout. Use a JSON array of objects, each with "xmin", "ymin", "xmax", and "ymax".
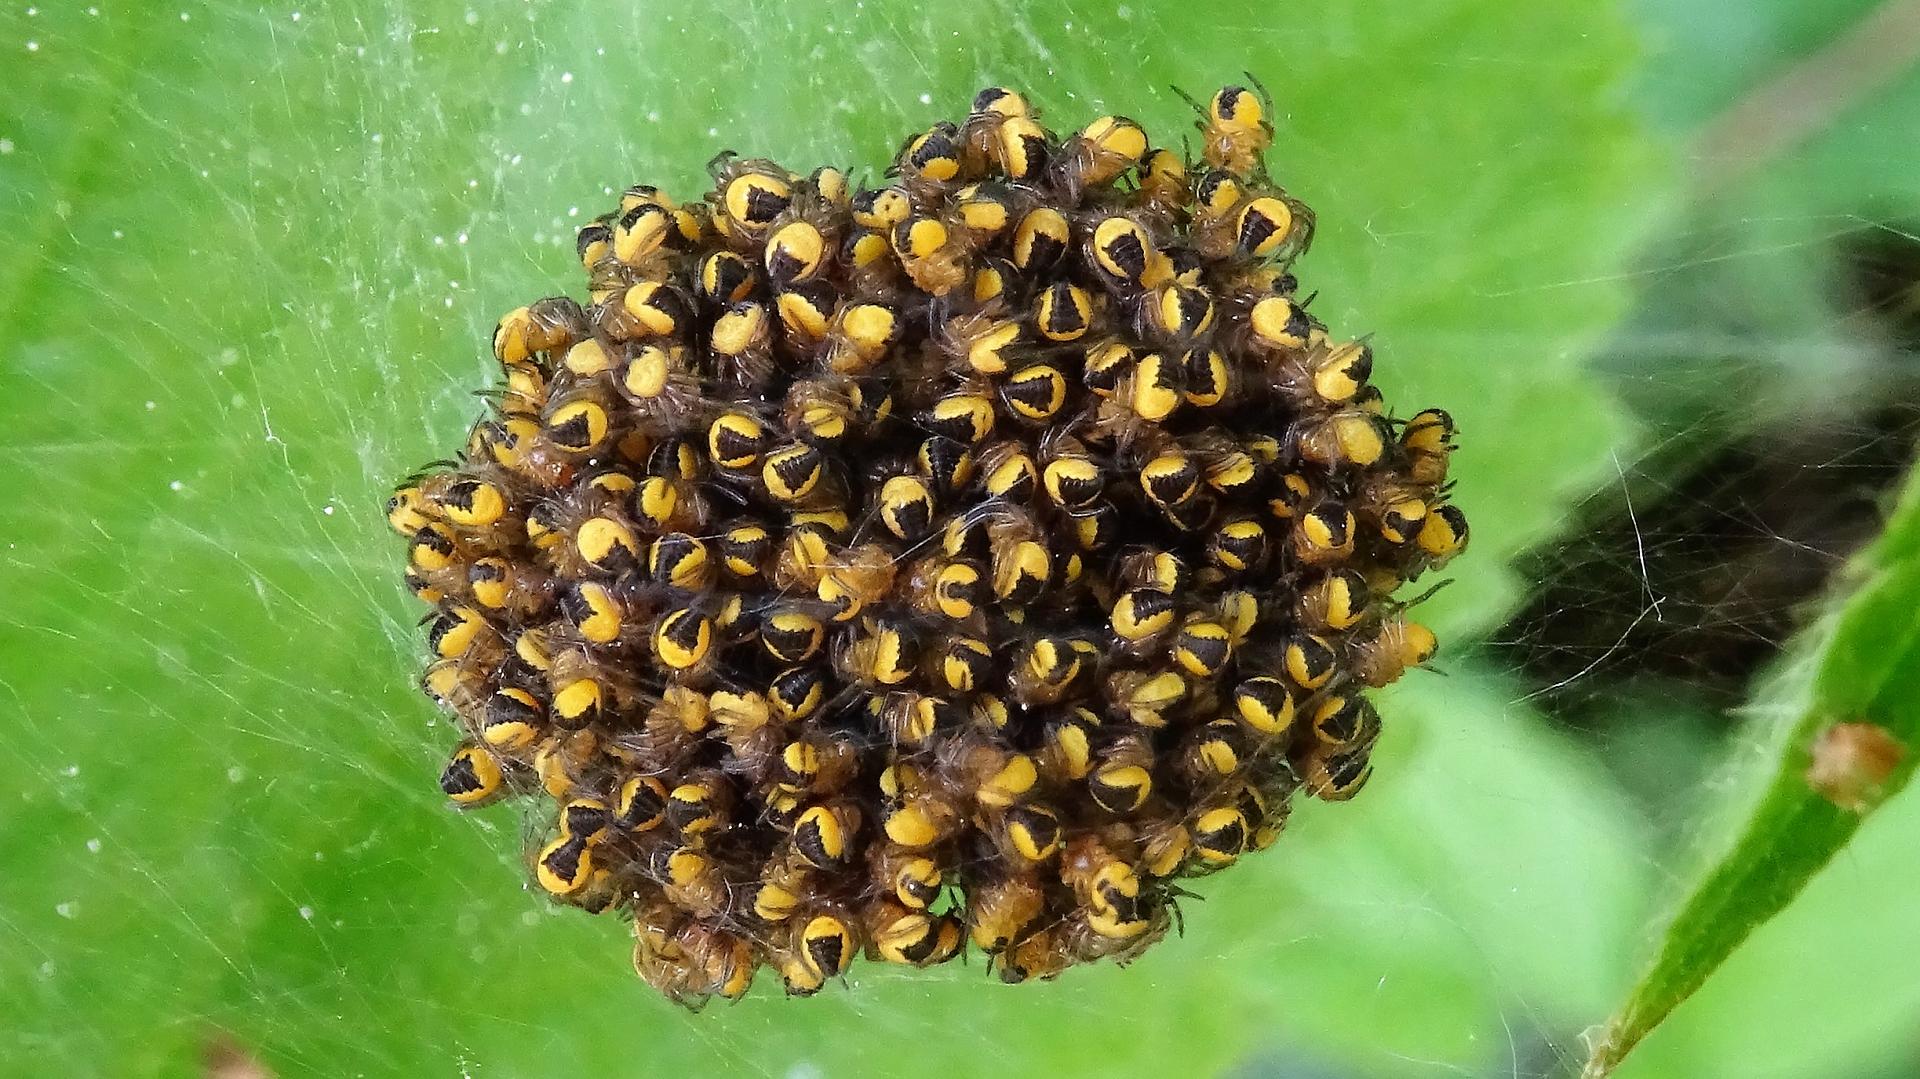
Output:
[{"xmin": 390, "ymin": 82, "xmax": 1467, "ymax": 1007}]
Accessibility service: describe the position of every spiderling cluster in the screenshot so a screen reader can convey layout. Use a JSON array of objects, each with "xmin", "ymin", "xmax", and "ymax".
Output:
[{"xmin": 388, "ymin": 82, "xmax": 1467, "ymax": 1006}]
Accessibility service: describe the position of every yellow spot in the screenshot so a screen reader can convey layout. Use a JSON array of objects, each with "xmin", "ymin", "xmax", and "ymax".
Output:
[
  {"xmin": 554, "ymin": 679, "xmax": 602, "ymax": 723},
  {"xmin": 885, "ymin": 802, "xmax": 940, "ymax": 848},
  {"xmin": 978, "ymin": 754, "xmax": 1038, "ymax": 807}
]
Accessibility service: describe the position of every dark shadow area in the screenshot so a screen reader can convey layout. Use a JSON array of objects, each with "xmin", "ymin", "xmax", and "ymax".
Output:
[{"xmin": 1489, "ymin": 223, "xmax": 1920, "ymax": 725}]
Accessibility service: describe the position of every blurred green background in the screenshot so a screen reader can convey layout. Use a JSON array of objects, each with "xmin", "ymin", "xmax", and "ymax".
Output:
[{"xmin": 3, "ymin": 0, "xmax": 1918, "ymax": 1075}]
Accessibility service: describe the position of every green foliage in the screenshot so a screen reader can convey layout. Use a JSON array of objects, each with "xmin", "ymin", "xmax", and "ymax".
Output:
[
  {"xmin": 1586, "ymin": 462, "xmax": 1920, "ymax": 1078},
  {"xmin": 0, "ymin": 0, "xmax": 1707, "ymax": 1075},
  {"xmin": 1563, "ymin": 3, "xmax": 1920, "ymax": 1070}
]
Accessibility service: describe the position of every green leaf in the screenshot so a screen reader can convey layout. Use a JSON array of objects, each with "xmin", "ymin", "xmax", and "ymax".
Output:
[
  {"xmin": 1213, "ymin": 669, "xmax": 1651, "ymax": 1072},
  {"xmin": 1611, "ymin": 778, "xmax": 1920, "ymax": 1079},
  {"xmin": 1629, "ymin": 0, "xmax": 1887, "ymax": 131},
  {"xmin": 1583, "ymin": 459, "xmax": 1920, "ymax": 1078},
  {"xmin": 0, "ymin": 0, "xmax": 1657, "ymax": 1074}
]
